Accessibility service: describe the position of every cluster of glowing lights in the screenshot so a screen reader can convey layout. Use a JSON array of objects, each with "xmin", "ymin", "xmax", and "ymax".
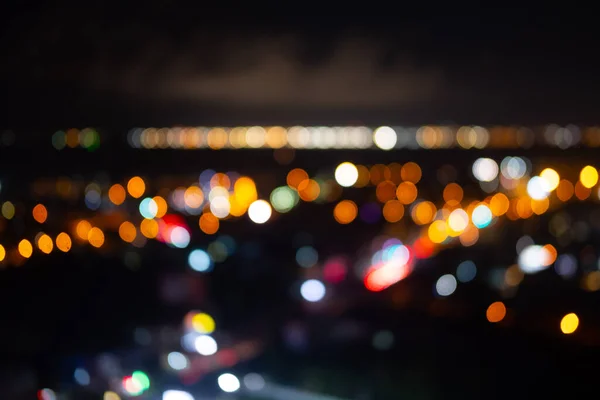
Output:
[
  {"xmin": 518, "ymin": 244, "xmax": 557, "ymax": 274},
  {"xmin": 52, "ymin": 128, "xmax": 100, "ymax": 151},
  {"xmin": 122, "ymin": 371, "xmax": 150, "ymax": 396},
  {"xmin": 126, "ymin": 124, "xmax": 600, "ymax": 151},
  {"xmin": 365, "ymin": 242, "xmax": 413, "ymax": 292}
]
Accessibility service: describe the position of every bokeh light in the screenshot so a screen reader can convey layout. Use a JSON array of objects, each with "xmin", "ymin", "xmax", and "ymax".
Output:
[
  {"xmin": 335, "ymin": 162, "xmax": 359, "ymax": 187},
  {"xmin": 486, "ymin": 301, "xmax": 507, "ymax": 323},
  {"xmin": 560, "ymin": 312, "xmax": 579, "ymax": 334},
  {"xmin": 300, "ymin": 279, "xmax": 326, "ymax": 302},
  {"xmin": 248, "ymin": 200, "xmax": 272, "ymax": 224}
]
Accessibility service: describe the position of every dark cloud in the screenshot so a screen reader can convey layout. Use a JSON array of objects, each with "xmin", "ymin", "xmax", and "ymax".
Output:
[{"xmin": 83, "ymin": 36, "xmax": 444, "ymax": 108}]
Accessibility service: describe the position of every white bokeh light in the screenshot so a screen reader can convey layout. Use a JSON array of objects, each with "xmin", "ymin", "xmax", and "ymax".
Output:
[
  {"xmin": 169, "ymin": 227, "xmax": 190, "ymax": 248},
  {"xmin": 210, "ymin": 196, "xmax": 230, "ymax": 219},
  {"xmin": 527, "ymin": 176, "xmax": 550, "ymax": 200},
  {"xmin": 188, "ymin": 249, "xmax": 212, "ymax": 272},
  {"xmin": 472, "ymin": 158, "xmax": 499, "ymax": 182},
  {"xmin": 218, "ymin": 373, "xmax": 241, "ymax": 393},
  {"xmin": 448, "ymin": 209, "xmax": 469, "ymax": 231},
  {"xmin": 300, "ymin": 279, "xmax": 326, "ymax": 302},
  {"xmin": 248, "ymin": 200, "xmax": 272, "ymax": 224},
  {"xmin": 194, "ymin": 335, "xmax": 218, "ymax": 356},
  {"xmin": 163, "ymin": 390, "xmax": 194, "ymax": 400},
  {"xmin": 518, "ymin": 245, "xmax": 552, "ymax": 274},
  {"xmin": 435, "ymin": 274, "xmax": 457, "ymax": 296},
  {"xmin": 373, "ymin": 126, "xmax": 397, "ymax": 150},
  {"xmin": 335, "ymin": 162, "xmax": 359, "ymax": 187},
  {"xmin": 167, "ymin": 352, "xmax": 189, "ymax": 371},
  {"xmin": 243, "ymin": 373, "xmax": 266, "ymax": 391}
]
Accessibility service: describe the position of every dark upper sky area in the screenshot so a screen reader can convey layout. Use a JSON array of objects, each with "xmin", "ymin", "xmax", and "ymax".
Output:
[{"xmin": 2, "ymin": 5, "xmax": 600, "ymax": 127}]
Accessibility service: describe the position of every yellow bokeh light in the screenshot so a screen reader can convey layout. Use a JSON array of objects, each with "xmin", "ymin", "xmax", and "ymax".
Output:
[
  {"xmin": 18, "ymin": 239, "xmax": 33, "ymax": 258},
  {"xmin": 234, "ymin": 177, "xmax": 258, "ymax": 206},
  {"xmin": 396, "ymin": 182, "xmax": 418, "ymax": 205},
  {"xmin": 119, "ymin": 221, "xmax": 137, "ymax": 243},
  {"xmin": 88, "ymin": 227, "xmax": 105, "ymax": 248},
  {"xmin": 104, "ymin": 391, "xmax": 121, "ymax": 400},
  {"xmin": 428, "ymin": 220, "xmax": 448, "ymax": 243},
  {"xmin": 580, "ymin": 165, "xmax": 598, "ymax": 189},
  {"xmin": 228, "ymin": 194, "xmax": 247, "ymax": 217},
  {"xmin": 127, "ymin": 176, "xmax": 146, "ymax": 198},
  {"xmin": 382, "ymin": 200, "xmax": 404, "ymax": 223},
  {"xmin": 489, "ymin": 193, "xmax": 510, "ymax": 216},
  {"xmin": 192, "ymin": 313, "xmax": 216, "ymax": 334},
  {"xmin": 75, "ymin": 220, "xmax": 92, "ymax": 240},
  {"xmin": 108, "ymin": 184, "xmax": 126, "ymax": 205},
  {"xmin": 2, "ymin": 201, "xmax": 15, "ymax": 219},
  {"xmin": 411, "ymin": 201, "xmax": 436, "ymax": 225},
  {"xmin": 540, "ymin": 168, "xmax": 560, "ymax": 191},
  {"xmin": 560, "ymin": 312, "xmax": 579, "ymax": 334},
  {"xmin": 152, "ymin": 196, "xmax": 168, "ymax": 218},
  {"xmin": 448, "ymin": 209, "xmax": 469, "ymax": 232},
  {"xmin": 0, "ymin": 244, "xmax": 5, "ymax": 262},
  {"xmin": 199, "ymin": 213, "xmax": 219, "ymax": 234},
  {"xmin": 486, "ymin": 301, "xmax": 506, "ymax": 323},
  {"xmin": 140, "ymin": 218, "xmax": 159, "ymax": 239},
  {"xmin": 37, "ymin": 233, "xmax": 53, "ymax": 254},
  {"xmin": 333, "ymin": 200, "xmax": 358, "ymax": 224},
  {"xmin": 32, "ymin": 204, "xmax": 48, "ymax": 224},
  {"xmin": 55, "ymin": 232, "xmax": 72, "ymax": 252}
]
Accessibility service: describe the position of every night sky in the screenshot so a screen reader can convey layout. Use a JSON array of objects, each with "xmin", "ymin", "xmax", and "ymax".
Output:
[{"xmin": 3, "ymin": 6, "xmax": 600, "ymax": 127}]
